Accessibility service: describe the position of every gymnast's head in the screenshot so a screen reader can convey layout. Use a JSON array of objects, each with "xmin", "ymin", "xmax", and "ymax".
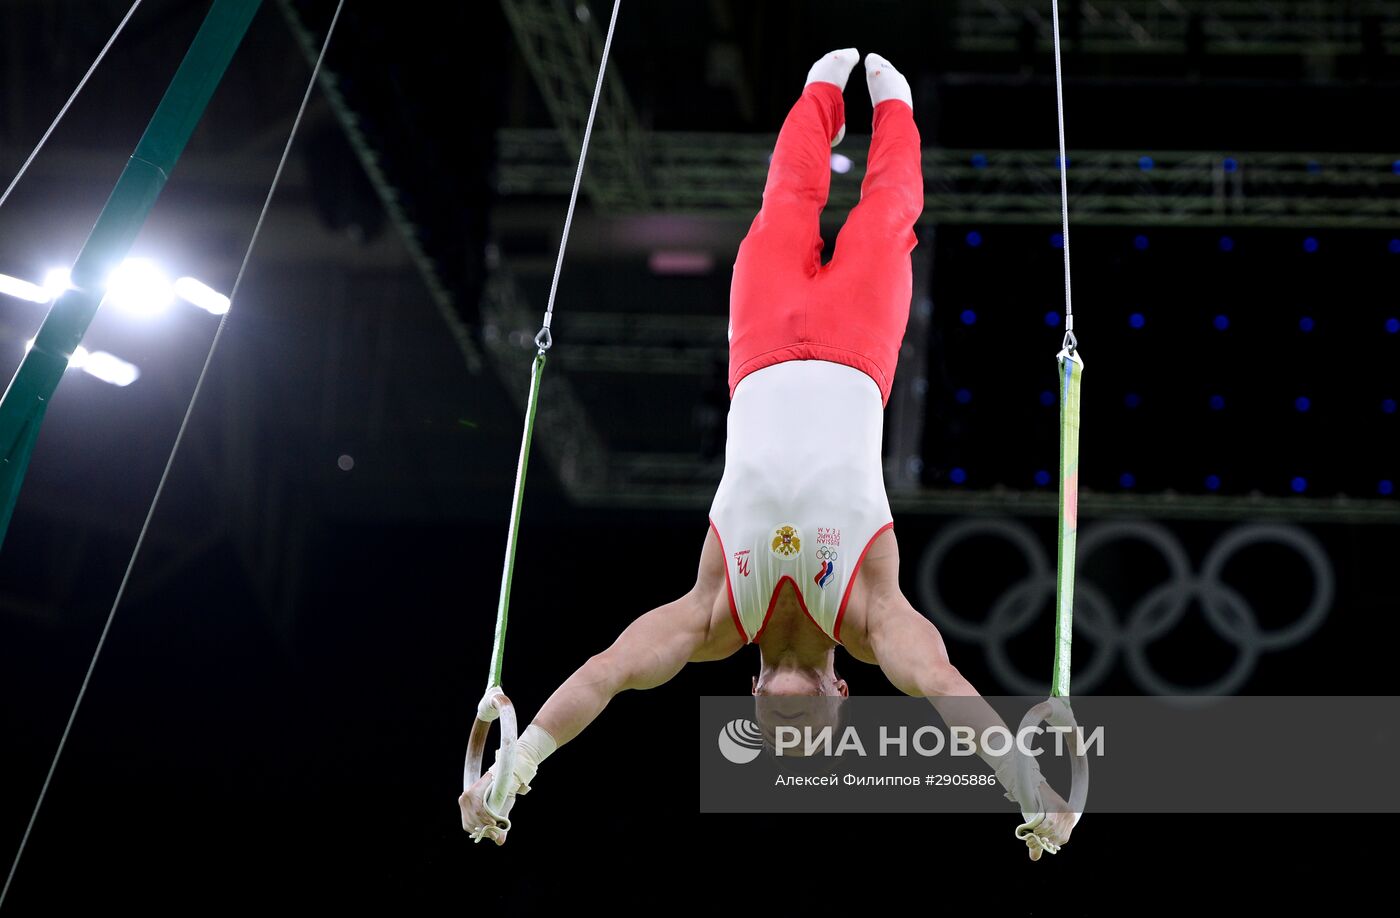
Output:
[{"xmin": 751, "ymin": 664, "xmax": 848, "ymax": 755}]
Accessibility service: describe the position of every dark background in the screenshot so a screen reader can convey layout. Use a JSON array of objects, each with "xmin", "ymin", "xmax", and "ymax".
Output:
[{"xmin": 0, "ymin": 0, "xmax": 1396, "ymax": 911}]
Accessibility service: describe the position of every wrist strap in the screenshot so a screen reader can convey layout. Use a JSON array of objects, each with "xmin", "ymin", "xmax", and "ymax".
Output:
[
  {"xmin": 491, "ymin": 724, "xmax": 558, "ymax": 796},
  {"xmin": 993, "ymin": 750, "xmax": 1044, "ymax": 810}
]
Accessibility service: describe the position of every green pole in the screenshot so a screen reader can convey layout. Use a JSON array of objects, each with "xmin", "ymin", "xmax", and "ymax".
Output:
[{"xmin": 0, "ymin": 0, "xmax": 263, "ymax": 550}]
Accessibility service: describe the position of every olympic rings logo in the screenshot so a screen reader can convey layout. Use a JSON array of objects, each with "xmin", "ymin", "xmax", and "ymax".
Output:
[
  {"xmin": 815, "ymin": 547, "xmax": 838, "ymax": 562},
  {"xmin": 915, "ymin": 518, "xmax": 1334, "ymax": 695}
]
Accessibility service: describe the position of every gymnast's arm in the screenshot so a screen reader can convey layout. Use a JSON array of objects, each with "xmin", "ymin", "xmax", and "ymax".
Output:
[
  {"xmin": 864, "ymin": 594, "xmax": 1076, "ymax": 857},
  {"xmin": 845, "ymin": 533, "xmax": 1075, "ymax": 857},
  {"xmin": 858, "ymin": 579, "xmax": 1017, "ymax": 749},
  {"xmin": 533, "ymin": 582, "xmax": 739, "ymax": 746},
  {"xmin": 461, "ymin": 532, "xmax": 740, "ymax": 839}
]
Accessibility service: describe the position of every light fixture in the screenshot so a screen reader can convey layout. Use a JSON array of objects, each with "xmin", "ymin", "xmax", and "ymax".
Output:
[
  {"xmin": 43, "ymin": 267, "xmax": 72, "ymax": 302},
  {"xmin": 174, "ymin": 276, "xmax": 231, "ymax": 315},
  {"xmin": 105, "ymin": 258, "xmax": 173, "ymax": 318},
  {"xmin": 80, "ymin": 350, "xmax": 140, "ymax": 387},
  {"xmin": 0, "ymin": 273, "xmax": 50, "ymax": 303}
]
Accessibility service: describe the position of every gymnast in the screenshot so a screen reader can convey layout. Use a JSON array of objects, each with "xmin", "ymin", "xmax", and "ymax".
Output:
[{"xmin": 461, "ymin": 50, "xmax": 1075, "ymax": 858}]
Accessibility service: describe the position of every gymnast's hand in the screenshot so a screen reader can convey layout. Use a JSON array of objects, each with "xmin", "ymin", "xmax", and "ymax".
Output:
[
  {"xmin": 459, "ymin": 770, "xmax": 513, "ymax": 845},
  {"xmin": 1023, "ymin": 781, "xmax": 1077, "ymax": 861}
]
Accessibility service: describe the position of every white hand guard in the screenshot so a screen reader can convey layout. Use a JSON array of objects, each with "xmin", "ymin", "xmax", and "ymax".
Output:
[
  {"xmin": 482, "ymin": 724, "xmax": 558, "ymax": 825},
  {"xmin": 470, "ymin": 722, "xmax": 557, "ymax": 845},
  {"xmin": 992, "ymin": 748, "xmax": 1045, "ymax": 812}
]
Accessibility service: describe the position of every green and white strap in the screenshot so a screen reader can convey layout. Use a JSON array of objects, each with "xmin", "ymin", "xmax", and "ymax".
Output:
[
  {"xmin": 1013, "ymin": 0, "xmax": 1089, "ymax": 857},
  {"xmin": 1052, "ymin": 347, "xmax": 1082, "ymax": 700}
]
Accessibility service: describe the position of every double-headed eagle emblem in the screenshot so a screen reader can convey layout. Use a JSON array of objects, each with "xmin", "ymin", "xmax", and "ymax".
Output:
[{"xmin": 771, "ymin": 524, "xmax": 802, "ymax": 558}]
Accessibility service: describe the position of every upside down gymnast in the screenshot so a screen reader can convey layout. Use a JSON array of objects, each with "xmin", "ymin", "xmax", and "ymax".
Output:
[{"xmin": 460, "ymin": 49, "xmax": 1076, "ymax": 858}]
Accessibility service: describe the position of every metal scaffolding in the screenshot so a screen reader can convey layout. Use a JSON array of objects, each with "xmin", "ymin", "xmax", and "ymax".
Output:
[
  {"xmin": 498, "ymin": 128, "xmax": 1400, "ymax": 228},
  {"xmin": 955, "ymin": 0, "xmax": 1400, "ymax": 56},
  {"xmin": 569, "ymin": 477, "xmax": 1400, "ymax": 523},
  {"xmin": 500, "ymin": 0, "xmax": 652, "ymax": 208},
  {"xmin": 479, "ymin": 260, "xmax": 611, "ymax": 492}
]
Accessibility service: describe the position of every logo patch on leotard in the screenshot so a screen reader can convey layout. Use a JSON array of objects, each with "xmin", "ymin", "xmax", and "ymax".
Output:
[
  {"xmin": 734, "ymin": 550, "xmax": 751, "ymax": 577},
  {"xmin": 814, "ymin": 546, "xmax": 837, "ymax": 588},
  {"xmin": 770, "ymin": 524, "xmax": 802, "ymax": 559}
]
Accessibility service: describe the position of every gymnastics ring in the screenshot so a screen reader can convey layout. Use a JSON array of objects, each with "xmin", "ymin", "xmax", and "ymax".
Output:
[
  {"xmin": 463, "ymin": 685, "xmax": 519, "ymax": 843},
  {"xmin": 1014, "ymin": 696, "xmax": 1089, "ymax": 856}
]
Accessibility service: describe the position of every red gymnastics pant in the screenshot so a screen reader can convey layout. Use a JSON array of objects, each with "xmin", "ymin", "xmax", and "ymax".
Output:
[{"xmin": 728, "ymin": 80, "xmax": 924, "ymax": 406}]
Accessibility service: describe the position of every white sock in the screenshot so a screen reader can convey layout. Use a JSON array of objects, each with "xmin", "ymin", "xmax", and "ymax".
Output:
[
  {"xmin": 806, "ymin": 47, "xmax": 859, "ymax": 91},
  {"xmin": 805, "ymin": 47, "xmax": 858, "ymax": 147},
  {"xmin": 865, "ymin": 52, "xmax": 913, "ymax": 109}
]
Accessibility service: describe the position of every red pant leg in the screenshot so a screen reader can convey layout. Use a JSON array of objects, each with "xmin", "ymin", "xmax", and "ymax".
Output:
[
  {"xmin": 813, "ymin": 99, "xmax": 924, "ymax": 403},
  {"xmin": 729, "ymin": 82, "xmax": 844, "ymax": 395}
]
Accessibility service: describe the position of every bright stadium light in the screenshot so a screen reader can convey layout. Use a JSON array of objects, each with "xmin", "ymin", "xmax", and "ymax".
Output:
[
  {"xmin": 80, "ymin": 350, "xmax": 139, "ymax": 387},
  {"xmin": 0, "ymin": 273, "xmax": 50, "ymax": 303},
  {"xmin": 43, "ymin": 267, "xmax": 72, "ymax": 302},
  {"xmin": 105, "ymin": 258, "xmax": 173, "ymax": 318},
  {"xmin": 174, "ymin": 276, "xmax": 230, "ymax": 315}
]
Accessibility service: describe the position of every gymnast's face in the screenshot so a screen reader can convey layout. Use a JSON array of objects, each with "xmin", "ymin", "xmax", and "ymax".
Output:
[
  {"xmin": 752, "ymin": 668, "xmax": 848, "ymax": 698},
  {"xmin": 751, "ymin": 670, "xmax": 849, "ymax": 753}
]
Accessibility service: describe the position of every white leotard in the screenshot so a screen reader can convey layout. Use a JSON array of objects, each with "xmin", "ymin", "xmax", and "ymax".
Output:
[{"xmin": 708, "ymin": 360, "xmax": 894, "ymax": 644}]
